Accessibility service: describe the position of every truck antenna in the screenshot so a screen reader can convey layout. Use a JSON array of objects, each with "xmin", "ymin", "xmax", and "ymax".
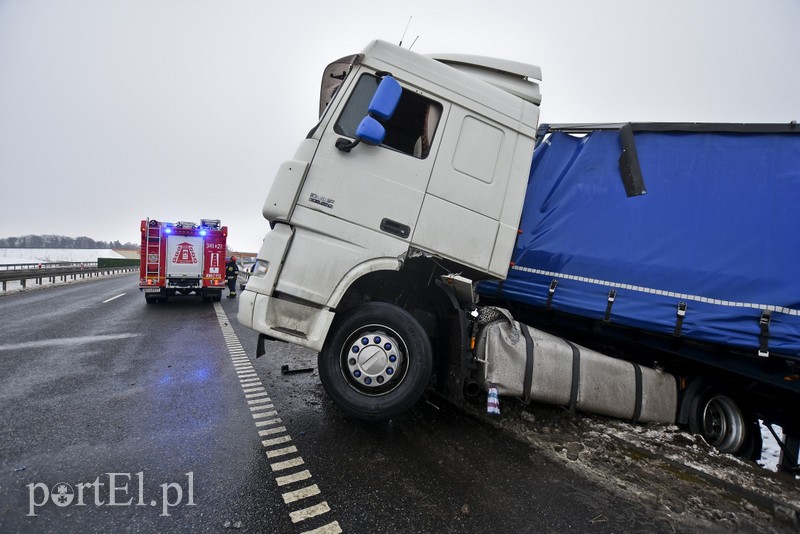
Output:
[
  {"xmin": 399, "ymin": 16, "xmax": 412, "ymax": 47},
  {"xmin": 409, "ymin": 35, "xmax": 419, "ymax": 50}
]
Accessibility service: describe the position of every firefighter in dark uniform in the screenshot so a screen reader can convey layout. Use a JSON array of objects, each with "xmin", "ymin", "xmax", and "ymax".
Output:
[{"xmin": 226, "ymin": 256, "xmax": 239, "ymax": 298}]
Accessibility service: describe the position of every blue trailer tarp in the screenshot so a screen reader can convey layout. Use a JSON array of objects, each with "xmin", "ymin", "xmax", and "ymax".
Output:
[{"xmin": 479, "ymin": 128, "xmax": 800, "ymax": 357}]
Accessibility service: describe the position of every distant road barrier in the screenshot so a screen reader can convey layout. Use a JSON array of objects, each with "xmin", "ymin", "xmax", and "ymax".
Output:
[
  {"xmin": 0, "ymin": 261, "xmax": 97, "ymax": 271},
  {"xmin": 0, "ymin": 262, "xmax": 138, "ymax": 292}
]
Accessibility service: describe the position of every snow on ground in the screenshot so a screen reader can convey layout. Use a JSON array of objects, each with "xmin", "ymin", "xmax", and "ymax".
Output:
[
  {"xmin": 478, "ymin": 400, "xmax": 800, "ymax": 531},
  {"xmin": 0, "ymin": 248, "xmax": 136, "ymax": 295},
  {"xmin": 0, "ymin": 248, "xmax": 127, "ymax": 264},
  {"xmin": 761, "ymin": 423, "xmax": 785, "ymax": 473}
]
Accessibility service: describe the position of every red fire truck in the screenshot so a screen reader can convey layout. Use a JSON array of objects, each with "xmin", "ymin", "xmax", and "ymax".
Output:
[{"xmin": 139, "ymin": 218, "xmax": 228, "ymax": 303}]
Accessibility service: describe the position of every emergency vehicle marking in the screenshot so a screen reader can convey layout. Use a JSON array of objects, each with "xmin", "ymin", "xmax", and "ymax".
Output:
[{"xmin": 172, "ymin": 242, "xmax": 198, "ymax": 264}]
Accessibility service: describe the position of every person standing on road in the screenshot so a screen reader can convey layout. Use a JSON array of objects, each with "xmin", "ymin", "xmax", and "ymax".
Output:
[{"xmin": 226, "ymin": 256, "xmax": 239, "ymax": 298}]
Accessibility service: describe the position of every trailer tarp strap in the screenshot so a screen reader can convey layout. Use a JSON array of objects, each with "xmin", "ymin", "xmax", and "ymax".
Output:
[
  {"xmin": 546, "ymin": 279, "xmax": 558, "ymax": 311},
  {"xmin": 566, "ymin": 340, "xmax": 581, "ymax": 411},
  {"xmin": 521, "ymin": 325, "xmax": 535, "ymax": 404},
  {"xmin": 604, "ymin": 289, "xmax": 617, "ymax": 322},
  {"xmin": 632, "ymin": 363, "xmax": 643, "ymax": 424},
  {"xmin": 673, "ymin": 302, "xmax": 688, "ymax": 337},
  {"xmin": 759, "ymin": 310, "xmax": 772, "ymax": 357}
]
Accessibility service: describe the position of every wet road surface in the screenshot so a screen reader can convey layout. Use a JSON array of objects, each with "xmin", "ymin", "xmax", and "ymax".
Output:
[{"xmin": 1, "ymin": 275, "xmax": 675, "ymax": 532}]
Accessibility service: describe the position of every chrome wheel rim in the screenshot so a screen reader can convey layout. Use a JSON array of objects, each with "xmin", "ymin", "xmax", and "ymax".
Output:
[
  {"xmin": 340, "ymin": 324, "xmax": 408, "ymax": 396},
  {"xmin": 701, "ymin": 395, "xmax": 746, "ymax": 453}
]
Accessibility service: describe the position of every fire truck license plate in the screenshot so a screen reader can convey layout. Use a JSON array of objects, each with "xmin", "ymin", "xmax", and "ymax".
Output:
[{"xmin": 143, "ymin": 288, "xmax": 161, "ymax": 293}]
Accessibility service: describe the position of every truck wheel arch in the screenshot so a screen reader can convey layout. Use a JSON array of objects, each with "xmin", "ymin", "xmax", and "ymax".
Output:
[
  {"xmin": 327, "ymin": 260, "xmax": 459, "ymax": 336},
  {"xmin": 325, "ymin": 261, "xmax": 469, "ymax": 396},
  {"xmin": 325, "ymin": 257, "xmax": 402, "ymax": 310}
]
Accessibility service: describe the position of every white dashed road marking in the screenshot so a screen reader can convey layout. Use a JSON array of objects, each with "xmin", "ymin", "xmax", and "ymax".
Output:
[
  {"xmin": 290, "ymin": 502, "xmax": 331, "ymax": 523},
  {"xmin": 102, "ymin": 293, "xmax": 126, "ymax": 303},
  {"xmin": 214, "ymin": 302, "xmax": 341, "ymax": 534},
  {"xmin": 283, "ymin": 484, "xmax": 321, "ymax": 504},
  {"xmin": 275, "ymin": 469, "xmax": 312, "ymax": 486}
]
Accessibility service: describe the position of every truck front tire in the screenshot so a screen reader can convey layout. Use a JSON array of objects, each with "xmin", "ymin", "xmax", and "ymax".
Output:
[{"xmin": 319, "ymin": 302, "xmax": 433, "ymax": 421}]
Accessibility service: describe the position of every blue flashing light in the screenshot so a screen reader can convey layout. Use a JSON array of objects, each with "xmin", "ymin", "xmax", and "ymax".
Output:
[
  {"xmin": 199, "ymin": 229, "xmax": 207, "ymax": 236},
  {"xmin": 165, "ymin": 228, "xmax": 172, "ymax": 234}
]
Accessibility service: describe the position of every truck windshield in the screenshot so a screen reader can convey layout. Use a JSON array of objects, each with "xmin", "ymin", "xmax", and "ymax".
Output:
[{"xmin": 318, "ymin": 54, "xmax": 362, "ymax": 118}]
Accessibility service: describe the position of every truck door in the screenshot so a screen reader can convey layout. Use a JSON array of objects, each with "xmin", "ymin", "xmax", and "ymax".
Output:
[{"xmin": 297, "ymin": 72, "xmax": 444, "ymax": 246}]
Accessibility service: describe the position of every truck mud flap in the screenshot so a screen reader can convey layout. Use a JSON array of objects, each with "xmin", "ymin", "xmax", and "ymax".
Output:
[{"xmin": 475, "ymin": 307, "xmax": 677, "ymax": 424}]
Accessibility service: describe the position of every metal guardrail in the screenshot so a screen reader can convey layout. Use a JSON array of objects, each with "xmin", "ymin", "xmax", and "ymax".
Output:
[
  {"xmin": 0, "ymin": 264, "xmax": 138, "ymax": 291},
  {"xmin": 0, "ymin": 261, "xmax": 98, "ymax": 271}
]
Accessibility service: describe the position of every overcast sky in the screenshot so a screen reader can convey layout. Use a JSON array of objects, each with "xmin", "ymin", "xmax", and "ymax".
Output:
[{"xmin": 1, "ymin": 0, "xmax": 798, "ymax": 251}]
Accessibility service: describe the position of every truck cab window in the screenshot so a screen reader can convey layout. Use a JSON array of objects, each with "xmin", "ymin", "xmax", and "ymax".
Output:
[
  {"xmin": 318, "ymin": 54, "xmax": 363, "ymax": 118},
  {"xmin": 335, "ymin": 74, "xmax": 442, "ymax": 159}
]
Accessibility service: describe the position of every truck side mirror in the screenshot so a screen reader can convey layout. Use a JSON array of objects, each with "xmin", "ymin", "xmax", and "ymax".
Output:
[
  {"xmin": 368, "ymin": 76, "xmax": 402, "ymax": 120},
  {"xmin": 336, "ymin": 75, "xmax": 402, "ymax": 153},
  {"xmin": 355, "ymin": 116, "xmax": 386, "ymax": 145}
]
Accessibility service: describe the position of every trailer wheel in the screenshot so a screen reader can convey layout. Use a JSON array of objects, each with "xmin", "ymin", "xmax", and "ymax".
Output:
[
  {"xmin": 318, "ymin": 302, "xmax": 432, "ymax": 421},
  {"xmin": 688, "ymin": 389, "xmax": 762, "ymax": 460}
]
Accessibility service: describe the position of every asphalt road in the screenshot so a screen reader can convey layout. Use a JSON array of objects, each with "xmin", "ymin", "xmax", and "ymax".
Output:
[{"xmin": 0, "ymin": 274, "xmax": 674, "ymax": 533}]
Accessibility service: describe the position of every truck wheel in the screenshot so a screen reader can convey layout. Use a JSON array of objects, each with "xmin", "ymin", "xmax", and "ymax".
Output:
[
  {"xmin": 318, "ymin": 302, "xmax": 433, "ymax": 421},
  {"xmin": 688, "ymin": 389, "xmax": 762, "ymax": 460}
]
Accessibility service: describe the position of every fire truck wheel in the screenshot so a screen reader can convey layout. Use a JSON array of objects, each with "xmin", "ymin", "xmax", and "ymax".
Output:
[{"xmin": 318, "ymin": 302, "xmax": 432, "ymax": 421}]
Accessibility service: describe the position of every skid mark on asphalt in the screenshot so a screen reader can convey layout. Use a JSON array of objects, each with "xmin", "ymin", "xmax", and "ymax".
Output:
[{"xmin": 214, "ymin": 303, "xmax": 342, "ymax": 534}]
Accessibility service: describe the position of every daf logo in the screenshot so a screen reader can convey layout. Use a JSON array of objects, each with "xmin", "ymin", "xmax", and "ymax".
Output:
[{"xmin": 309, "ymin": 193, "xmax": 335, "ymax": 209}]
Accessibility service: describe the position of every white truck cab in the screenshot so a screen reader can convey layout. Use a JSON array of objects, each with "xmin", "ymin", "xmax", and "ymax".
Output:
[{"xmin": 238, "ymin": 40, "xmax": 541, "ymax": 419}]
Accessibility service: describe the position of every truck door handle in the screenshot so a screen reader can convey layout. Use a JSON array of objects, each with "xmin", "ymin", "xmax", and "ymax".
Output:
[{"xmin": 380, "ymin": 218, "xmax": 410, "ymax": 238}]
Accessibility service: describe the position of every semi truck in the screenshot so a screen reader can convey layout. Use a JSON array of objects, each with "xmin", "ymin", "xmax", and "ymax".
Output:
[
  {"xmin": 139, "ymin": 218, "xmax": 228, "ymax": 303},
  {"xmin": 237, "ymin": 40, "xmax": 800, "ymax": 471}
]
